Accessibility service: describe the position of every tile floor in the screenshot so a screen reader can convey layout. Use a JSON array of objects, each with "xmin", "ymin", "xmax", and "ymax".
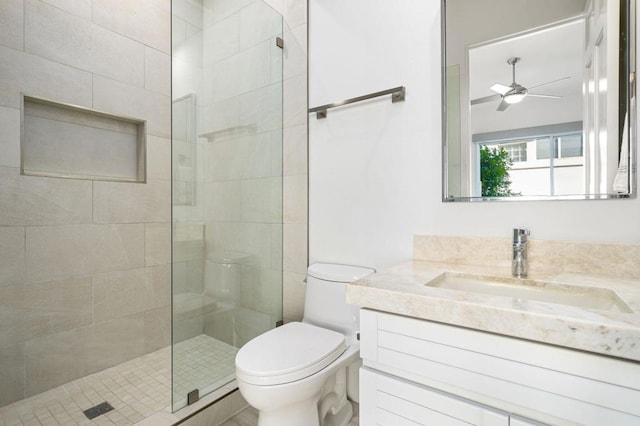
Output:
[
  {"xmin": 172, "ymin": 335, "xmax": 238, "ymax": 408},
  {"xmin": 0, "ymin": 335, "xmax": 238, "ymax": 426},
  {"xmin": 220, "ymin": 403, "xmax": 360, "ymax": 426}
]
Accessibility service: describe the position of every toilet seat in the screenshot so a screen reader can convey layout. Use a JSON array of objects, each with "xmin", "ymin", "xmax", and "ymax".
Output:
[{"xmin": 236, "ymin": 322, "xmax": 347, "ymax": 386}]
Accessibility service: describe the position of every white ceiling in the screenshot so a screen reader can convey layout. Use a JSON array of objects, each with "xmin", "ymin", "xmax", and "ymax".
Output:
[{"xmin": 469, "ymin": 18, "xmax": 585, "ymax": 134}]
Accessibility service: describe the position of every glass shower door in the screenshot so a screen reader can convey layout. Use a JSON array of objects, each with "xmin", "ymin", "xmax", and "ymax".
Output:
[{"xmin": 171, "ymin": 0, "xmax": 284, "ymax": 411}]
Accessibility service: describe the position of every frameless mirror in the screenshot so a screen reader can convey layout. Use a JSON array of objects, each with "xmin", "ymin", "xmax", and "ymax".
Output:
[{"xmin": 443, "ymin": 0, "xmax": 636, "ymax": 201}]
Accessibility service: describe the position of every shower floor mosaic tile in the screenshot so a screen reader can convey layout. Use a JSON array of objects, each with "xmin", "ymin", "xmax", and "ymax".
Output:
[
  {"xmin": 0, "ymin": 335, "xmax": 238, "ymax": 426},
  {"xmin": 172, "ymin": 335, "xmax": 238, "ymax": 407}
]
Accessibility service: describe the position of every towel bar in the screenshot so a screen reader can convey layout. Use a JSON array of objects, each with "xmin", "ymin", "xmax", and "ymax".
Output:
[{"xmin": 308, "ymin": 86, "xmax": 406, "ymax": 119}]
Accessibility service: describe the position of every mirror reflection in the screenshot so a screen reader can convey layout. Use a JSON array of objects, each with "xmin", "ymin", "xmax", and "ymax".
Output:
[{"xmin": 443, "ymin": 0, "xmax": 635, "ymax": 201}]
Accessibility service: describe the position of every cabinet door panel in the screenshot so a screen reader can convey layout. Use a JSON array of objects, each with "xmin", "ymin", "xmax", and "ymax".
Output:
[
  {"xmin": 378, "ymin": 392, "xmax": 470, "ymax": 426},
  {"xmin": 361, "ymin": 368, "xmax": 509, "ymax": 426},
  {"xmin": 377, "ymin": 409, "xmax": 421, "ymax": 425},
  {"xmin": 510, "ymin": 416, "xmax": 548, "ymax": 426}
]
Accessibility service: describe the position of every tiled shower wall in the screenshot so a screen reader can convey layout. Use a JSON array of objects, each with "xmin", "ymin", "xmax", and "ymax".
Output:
[{"xmin": 0, "ymin": 0, "xmax": 171, "ymax": 406}]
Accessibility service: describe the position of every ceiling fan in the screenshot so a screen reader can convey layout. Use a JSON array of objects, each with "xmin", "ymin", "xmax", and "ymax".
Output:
[{"xmin": 471, "ymin": 57, "xmax": 569, "ymax": 111}]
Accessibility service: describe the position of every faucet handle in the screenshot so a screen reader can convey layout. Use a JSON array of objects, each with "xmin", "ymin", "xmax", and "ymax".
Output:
[{"xmin": 513, "ymin": 228, "xmax": 530, "ymax": 243}]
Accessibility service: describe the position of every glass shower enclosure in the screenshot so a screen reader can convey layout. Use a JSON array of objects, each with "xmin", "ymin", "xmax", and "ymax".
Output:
[{"xmin": 171, "ymin": 0, "xmax": 284, "ymax": 410}]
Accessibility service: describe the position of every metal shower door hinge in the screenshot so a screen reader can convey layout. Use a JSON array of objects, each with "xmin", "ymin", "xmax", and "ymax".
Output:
[
  {"xmin": 187, "ymin": 389, "xmax": 199, "ymax": 405},
  {"xmin": 276, "ymin": 37, "xmax": 284, "ymax": 49}
]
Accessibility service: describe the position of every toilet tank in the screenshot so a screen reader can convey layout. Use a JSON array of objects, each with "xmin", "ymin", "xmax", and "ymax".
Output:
[{"xmin": 302, "ymin": 263, "xmax": 375, "ymax": 337}]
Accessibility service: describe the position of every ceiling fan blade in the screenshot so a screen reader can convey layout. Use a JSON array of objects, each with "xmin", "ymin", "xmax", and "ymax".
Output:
[
  {"xmin": 528, "ymin": 76, "xmax": 571, "ymax": 90},
  {"xmin": 490, "ymin": 84, "xmax": 511, "ymax": 95},
  {"xmin": 471, "ymin": 94, "xmax": 501, "ymax": 105},
  {"xmin": 496, "ymin": 99, "xmax": 510, "ymax": 111},
  {"xmin": 528, "ymin": 93, "xmax": 562, "ymax": 99}
]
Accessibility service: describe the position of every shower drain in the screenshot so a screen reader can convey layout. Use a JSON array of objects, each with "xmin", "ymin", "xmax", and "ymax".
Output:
[{"xmin": 83, "ymin": 401, "xmax": 114, "ymax": 419}]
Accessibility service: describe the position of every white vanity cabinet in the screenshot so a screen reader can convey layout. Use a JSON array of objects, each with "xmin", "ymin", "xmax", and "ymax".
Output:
[
  {"xmin": 360, "ymin": 369, "xmax": 509, "ymax": 425},
  {"xmin": 359, "ymin": 309, "xmax": 640, "ymax": 426}
]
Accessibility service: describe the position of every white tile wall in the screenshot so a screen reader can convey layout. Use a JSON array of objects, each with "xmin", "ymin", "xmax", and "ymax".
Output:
[
  {"xmin": 0, "ymin": 0, "xmax": 23, "ymax": 51},
  {"xmin": 282, "ymin": 271, "xmax": 306, "ymax": 321},
  {"xmin": 206, "ymin": 0, "xmax": 254, "ymax": 25},
  {"xmin": 239, "ymin": 1, "xmax": 284, "ymax": 49},
  {"xmin": 238, "ymin": 83, "xmax": 283, "ymax": 134},
  {"xmin": 0, "ymin": 167, "xmax": 93, "ymax": 227},
  {"xmin": 25, "ymin": 0, "xmax": 145, "ymax": 86},
  {"xmin": 205, "ymin": 181, "xmax": 242, "ymax": 222},
  {"xmin": 203, "ymin": 13, "xmax": 240, "ymax": 64},
  {"xmin": 0, "ymin": 343, "xmax": 25, "ymax": 407},
  {"xmin": 208, "ymin": 222, "xmax": 276, "ymax": 269},
  {"xmin": 205, "ymin": 132, "xmax": 278, "ymax": 181},
  {"xmin": 24, "ymin": 314, "xmax": 146, "ymax": 396},
  {"xmin": 284, "ymin": 0, "xmax": 307, "ymax": 29},
  {"xmin": 144, "ymin": 305, "xmax": 171, "ymax": 353},
  {"xmin": 40, "ymin": 0, "xmax": 92, "ymax": 20},
  {"xmin": 92, "ymin": 0, "xmax": 171, "ymax": 53},
  {"xmin": 0, "ymin": 107, "xmax": 20, "ymax": 168},
  {"xmin": 283, "ymin": 73, "xmax": 306, "ymax": 128},
  {"xmin": 0, "ymin": 45, "xmax": 93, "ymax": 109},
  {"xmin": 0, "ymin": 227, "xmax": 25, "ymax": 286},
  {"xmin": 283, "ymin": 124, "xmax": 307, "ymax": 176},
  {"xmin": 92, "ymin": 265, "xmax": 170, "ymax": 323},
  {"xmin": 145, "ymin": 223, "xmax": 172, "ymax": 266},
  {"xmin": 0, "ymin": 0, "xmax": 171, "ymax": 408},
  {"xmin": 175, "ymin": 0, "xmax": 205, "ymax": 30},
  {"xmin": 145, "ymin": 48, "xmax": 171, "ymax": 96},
  {"xmin": 201, "ymin": 96, "xmax": 241, "ymax": 136},
  {"xmin": 93, "ymin": 75, "xmax": 171, "ymax": 138},
  {"xmin": 283, "ymin": 24, "xmax": 307, "ymax": 80},
  {"xmin": 93, "ymin": 180, "xmax": 171, "ymax": 224},
  {"xmin": 25, "ymin": 224, "xmax": 146, "ymax": 283},
  {"xmin": 283, "ymin": 175, "xmax": 307, "ymax": 223},
  {"xmin": 283, "ymin": 223, "xmax": 307, "ymax": 274},
  {"xmin": 240, "ymin": 177, "xmax": 283, "ymax": 223},
  {"xmin": 147, "ymin": 136, "xmax": 172, "ymax": 180},
  {"xmin": 0, "ymin": 276, "xmax": 93, "ymax": 346},
  {"xmin": 236, "ymin": 42, "xmax": 273, "ymax": 94}
]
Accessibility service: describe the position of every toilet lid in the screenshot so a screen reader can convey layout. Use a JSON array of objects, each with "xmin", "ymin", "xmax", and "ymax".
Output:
[{"xmin": 235, "ymin": 322, "xmax": 347, "ymax": 386}]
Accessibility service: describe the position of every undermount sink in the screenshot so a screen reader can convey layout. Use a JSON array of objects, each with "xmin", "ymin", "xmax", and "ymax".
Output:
[{"xmin": 425, "ymin": 272, "xmax": 633, "ymax": 313}]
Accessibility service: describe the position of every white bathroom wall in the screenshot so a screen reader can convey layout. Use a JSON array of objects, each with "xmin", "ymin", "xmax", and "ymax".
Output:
[
  {"xmin": 309, "ymin": 0, "xmax": 640, "ymax": 274},
  {"xmin": 309, "ymin": 0, "xmax": 434, "ymax": 270}
]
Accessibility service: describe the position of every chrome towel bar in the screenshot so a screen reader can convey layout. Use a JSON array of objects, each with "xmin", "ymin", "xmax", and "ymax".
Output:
[{"xmin": 308, "ymin": 86, "xmax": 406, "ymax": 119}]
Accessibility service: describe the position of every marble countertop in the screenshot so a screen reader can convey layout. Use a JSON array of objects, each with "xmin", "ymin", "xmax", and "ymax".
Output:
[{"xmin": 346, "ymin": 260, "xmax": 640, "ymax": 362}]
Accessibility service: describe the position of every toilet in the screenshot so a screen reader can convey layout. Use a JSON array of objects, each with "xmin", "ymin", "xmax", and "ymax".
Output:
[{"xmin": 235, "ymin": 263, "xmax": 374, "ymax": 426}]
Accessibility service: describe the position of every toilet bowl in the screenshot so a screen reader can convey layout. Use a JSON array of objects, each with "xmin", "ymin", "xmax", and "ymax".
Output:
[{"xmin": 235, "ymin": 263, "xmax": 374, "ymax": 426}]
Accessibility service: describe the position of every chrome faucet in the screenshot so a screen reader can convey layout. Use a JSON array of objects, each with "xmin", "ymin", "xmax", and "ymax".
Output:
[{"xmin": 512, "ymin": 228, "xmax": 530, "ymax": 278}]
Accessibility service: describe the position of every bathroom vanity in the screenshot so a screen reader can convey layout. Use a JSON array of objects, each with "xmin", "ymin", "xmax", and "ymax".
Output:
[{"xmin": 348, "ymin": 261, "xmax": 640, "ymax": 426}]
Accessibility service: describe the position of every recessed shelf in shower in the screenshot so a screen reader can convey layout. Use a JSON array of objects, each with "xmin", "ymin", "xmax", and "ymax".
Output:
[{"xmin": 21, "ymin": 94, "xmax": 147, "ymax": 182}]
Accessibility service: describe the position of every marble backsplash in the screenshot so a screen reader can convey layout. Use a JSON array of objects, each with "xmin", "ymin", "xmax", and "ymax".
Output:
[{"xmin": 414, "ymin": 235, "xmax": 640, "ymax": 280}]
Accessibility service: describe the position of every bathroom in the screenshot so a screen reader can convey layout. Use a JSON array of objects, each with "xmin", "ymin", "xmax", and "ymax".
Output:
[{"xmin": 0, "ymin": 0, "xmax": 639, "ymax": 425}]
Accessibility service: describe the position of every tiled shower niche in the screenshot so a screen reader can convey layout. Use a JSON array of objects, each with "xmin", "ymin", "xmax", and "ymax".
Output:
[{"xmin": 21, "ymin": 95, "xmax": 146, "ymax": 182}]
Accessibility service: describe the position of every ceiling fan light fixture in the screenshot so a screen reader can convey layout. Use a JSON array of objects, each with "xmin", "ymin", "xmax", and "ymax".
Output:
[{"xmin": 503, "ymin": 92, "xmax": 527, "ymax": 104}]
